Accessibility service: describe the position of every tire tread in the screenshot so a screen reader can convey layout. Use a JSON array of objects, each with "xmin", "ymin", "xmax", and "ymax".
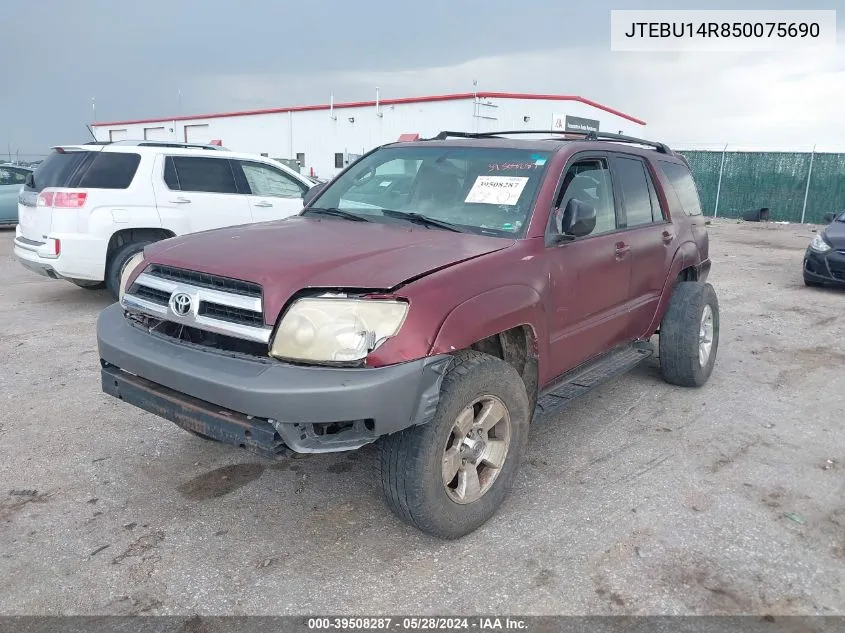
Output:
[{"xmin": 378, "ymin": 350, "xmax": 527, "ymax": 538}]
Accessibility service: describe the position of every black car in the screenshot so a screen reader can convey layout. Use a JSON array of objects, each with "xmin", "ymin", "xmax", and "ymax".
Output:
[{"xmin": 804, "ymin": 210, "xmax": 845, "ymax": 288}]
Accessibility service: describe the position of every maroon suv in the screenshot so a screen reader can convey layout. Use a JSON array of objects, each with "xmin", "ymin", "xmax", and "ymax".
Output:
[{"xmin": 98, "ymin": 131, "xmax": 718, "ymax": 539}]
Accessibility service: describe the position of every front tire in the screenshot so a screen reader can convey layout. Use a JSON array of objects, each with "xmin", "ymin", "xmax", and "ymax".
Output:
[
  {"xmin": 106, "ymin": 241, "xmax": 153, "ymax": 299},
  {"xmin": 659, "ymin": 281, "xmax": 720, "ymax": 387},
  {"xmin": 378, "ymin": 351, "xmax": 530, "ymax": 539}
]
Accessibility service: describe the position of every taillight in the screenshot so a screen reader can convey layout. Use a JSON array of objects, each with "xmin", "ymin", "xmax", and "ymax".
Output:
[
  {"xmin": 36, "ymin": 190, "xmax": 87, "ymax": 209},
  {"xmin": 54, "ymin": 192, "xmax": 87, "ymax": 208}
]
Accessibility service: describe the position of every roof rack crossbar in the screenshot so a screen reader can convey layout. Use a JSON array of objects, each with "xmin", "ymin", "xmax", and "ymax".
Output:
[
  {"xmin": 426, "ymin": 130, "xmax": 672, "ymax": 154},
  {"xmin": 582, "ymin": 131, "xmax": 670, "ymax": 154}
]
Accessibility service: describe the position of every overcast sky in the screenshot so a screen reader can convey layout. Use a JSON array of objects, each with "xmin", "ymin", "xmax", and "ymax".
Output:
[{"xmin": 2, "ymin": 0, "xmax": 843, "ymax": 157}]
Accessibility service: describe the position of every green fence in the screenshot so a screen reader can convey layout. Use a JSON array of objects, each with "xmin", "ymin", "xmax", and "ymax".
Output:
[{"xmin": 679, "ymin": 150, "xmax": 845, "ymax": 224}]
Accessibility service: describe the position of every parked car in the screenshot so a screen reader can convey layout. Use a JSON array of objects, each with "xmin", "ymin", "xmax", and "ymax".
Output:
[
  {"xmin": 13, "ymin": 141, "xmax": 314, "ymax": 296},
  {"xmin": 97, "ymin": 130, "xmax": 717, "ymax": 539},
  {"xmin": 0, "ymin": 164, "xmax": 32, "ymax": 225},
  {"xmin": 804, "ymin": 209, "xmax": 845, "ymax": 288}
]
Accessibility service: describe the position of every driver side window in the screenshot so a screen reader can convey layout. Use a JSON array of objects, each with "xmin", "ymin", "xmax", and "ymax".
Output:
[{"xmin": 553, "ymin": 159, "xmax": 617, "ymax": 237}]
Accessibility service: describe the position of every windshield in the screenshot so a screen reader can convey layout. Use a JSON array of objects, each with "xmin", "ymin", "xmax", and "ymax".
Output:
[
  {"xmin": 837, "ymin": 210, "xmax": 845, "ymax": 222},
  {"xmin": 308, "ymin": 145, "xmax": 552, "ymax": 237}
]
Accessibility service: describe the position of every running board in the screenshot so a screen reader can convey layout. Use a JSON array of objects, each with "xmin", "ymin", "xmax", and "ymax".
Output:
[{"xmin": 534, "ymin": 342, "xmax": 654, "ymax": 418}]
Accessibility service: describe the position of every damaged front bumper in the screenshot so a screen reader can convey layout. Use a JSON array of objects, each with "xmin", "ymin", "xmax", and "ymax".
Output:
[
  {"xmin": 804, "ymin": 247, "xmax": 845, "ymax": 287},
  {"xmin": 97, "ymin": 303, "xmax": 451, "ymax": 457}
]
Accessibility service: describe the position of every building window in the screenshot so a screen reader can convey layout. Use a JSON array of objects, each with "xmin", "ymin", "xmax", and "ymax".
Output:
[{"xmin": 334, "ymin": 153, "xmax": 344, "ymax": 169}]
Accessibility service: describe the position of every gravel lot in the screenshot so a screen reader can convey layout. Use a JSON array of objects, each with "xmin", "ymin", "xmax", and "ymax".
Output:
[{"xmin": 1, "ymin": 220, "xmax": 843, "ymax": 616}]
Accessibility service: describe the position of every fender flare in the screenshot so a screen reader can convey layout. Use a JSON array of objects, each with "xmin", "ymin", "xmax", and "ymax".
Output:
[
  {"xmin": 429, "ymin": 284, "xmax": 547, "ymax": 376},
  {"xmin": 645, "ymin": 240, "xmax": 700, "ymax": 334}
]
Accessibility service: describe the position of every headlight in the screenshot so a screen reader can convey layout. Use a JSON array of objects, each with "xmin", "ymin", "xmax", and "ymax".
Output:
[
  {"xmin": 118, "ymin": 252, "xmax": 147, "ymax": 303},
  {"xmin": 810, "ymin": 233, "xmax": 831, "ymax": 253},
  {"xmin": 270, "ymin": 298, "xmax": 409, "ymax": 363}
]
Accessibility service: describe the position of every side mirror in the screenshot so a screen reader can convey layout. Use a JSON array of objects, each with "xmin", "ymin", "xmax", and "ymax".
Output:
[
  {"xmin": 822, "ymin": 212, "xmax": 835, "ymax": 224},
  {"xmin": 562, "ymin": 198, "xmax": 597, "ymax": 238},
  {"xmin": 303, "ymin": 182, "xmax": 326, "ymax": 207}
]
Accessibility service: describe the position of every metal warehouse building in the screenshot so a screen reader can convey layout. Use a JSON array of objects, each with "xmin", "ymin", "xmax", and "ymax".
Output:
[{"xmin": 91, "ymin": 92, "xmax": 646, "ymax": 180}]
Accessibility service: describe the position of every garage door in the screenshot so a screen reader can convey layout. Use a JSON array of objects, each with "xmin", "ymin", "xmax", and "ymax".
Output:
[
  {"xmin": 143, "ymin": 126, "xmax": 169, "ymax": 141},
  {"xmin": 184, "ymin": 124, "xmax": 210, "ymax": 144},
  {"xmin": 109, "ymin": 129, "xmax": 128, "ymax": 142}
]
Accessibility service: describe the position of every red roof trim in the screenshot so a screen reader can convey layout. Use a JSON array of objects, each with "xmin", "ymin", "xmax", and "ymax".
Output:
[{"xmin": 91, "ymin": 92, "xmax": 646, "ymax": 127}]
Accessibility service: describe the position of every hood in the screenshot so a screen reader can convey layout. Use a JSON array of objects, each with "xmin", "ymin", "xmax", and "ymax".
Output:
[
  {"xmin": 822, "ymin": 220, "xmax": 845, "ymax": 249},
  {"xmin": 143, "ymin": 216, "xmax": 514, "ymax": 323}
]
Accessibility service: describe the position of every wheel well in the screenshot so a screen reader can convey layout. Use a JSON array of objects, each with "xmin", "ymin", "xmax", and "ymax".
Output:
[
  {"xmin": 468, "ymin": 325, "xmax": 539, "ymax": 409},
  {"xmin": 655, "ymin": 267, "xmax": 700, "ymax": 335},
  {"xmin": 678, "ymin": 266, "xmax": 699, "ymax": 282},
  {"xmin": 106, "ymin": 228, "xmax": 175, "ymax": 260}
]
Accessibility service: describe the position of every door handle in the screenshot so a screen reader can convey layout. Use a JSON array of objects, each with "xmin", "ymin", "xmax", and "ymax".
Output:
[
  {"xmin": 662, "ymin": 230, "xmax": 674, "ymax": 244},
  {"xmin": 614, "ymin": 242, "xmax": 630, "ymax": 259},
  {"xmin": 169, "ymin": 197, "xmax": 191, "ymax": 204},
  {"xmin": 254, "ymin": 201, "xmax": 273, "ymax": 208}
]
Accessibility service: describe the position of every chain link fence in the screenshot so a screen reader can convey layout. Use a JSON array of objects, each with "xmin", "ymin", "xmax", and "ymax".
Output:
[{"xmin": 677, "ymin": 148, "xmax": 845, "ymax": 224}]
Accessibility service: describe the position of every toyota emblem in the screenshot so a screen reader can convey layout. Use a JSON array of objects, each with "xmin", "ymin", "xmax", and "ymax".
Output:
[{"xmin": 170, "ymin": 292, "xmax": 193, "ymax": 316}]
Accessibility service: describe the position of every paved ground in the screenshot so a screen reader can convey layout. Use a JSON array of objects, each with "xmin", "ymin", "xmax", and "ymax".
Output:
[{"xmin": 1, "ymin": 220, "xmax": 843, "ymax": 616}]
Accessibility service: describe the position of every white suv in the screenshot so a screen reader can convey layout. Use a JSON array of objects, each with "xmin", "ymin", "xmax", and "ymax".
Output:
[{"xmin": 13, "ymin": 141, "xmax": 314, "ymax": 296}]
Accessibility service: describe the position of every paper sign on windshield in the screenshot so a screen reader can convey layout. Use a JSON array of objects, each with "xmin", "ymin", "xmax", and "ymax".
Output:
[{"xmin": 465, "ymin": 176, "xmax": 529, "ymax": 205}]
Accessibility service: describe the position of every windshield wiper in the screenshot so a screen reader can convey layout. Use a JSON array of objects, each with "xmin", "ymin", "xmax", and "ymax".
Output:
[
  {"xmin": 302, "ymin": 207, "xmax": 371, "ymax": 222},
  {"xmin": 379, "ymin": 209, "xmax": 466, "ymax": 233}
]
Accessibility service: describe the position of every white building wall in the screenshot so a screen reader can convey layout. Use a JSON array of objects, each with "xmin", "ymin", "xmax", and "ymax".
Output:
[{"xmin": 92, "ymin": 96, "xmax": 645, "ymax": 179}]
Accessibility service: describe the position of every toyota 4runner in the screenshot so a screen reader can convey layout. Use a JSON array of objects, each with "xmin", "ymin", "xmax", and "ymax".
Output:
[{"xmin": 97, "ymin": 130, "xmax": 718, "ymax": 539}]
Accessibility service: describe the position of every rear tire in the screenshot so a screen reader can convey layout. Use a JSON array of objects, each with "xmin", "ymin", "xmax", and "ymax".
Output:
[
  {"xmin": 378, "ymin": 350, "xmax": 530, "ymax": 539},
  {"xmin": 70, "ymin": 279, "xmax": 106, "ymax": 290},
  {"xmin": 106, "ymin": 241, "xmax": 152, "ymax": 299},
  {"xmin": 659, "ymin": 281, "xmax": 719, "ymax": 388}
]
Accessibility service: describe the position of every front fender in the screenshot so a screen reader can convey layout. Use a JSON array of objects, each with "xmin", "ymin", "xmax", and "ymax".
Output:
[{"xmin": 429, "ymin": 284, "xmax": 548, "ymax": 376}]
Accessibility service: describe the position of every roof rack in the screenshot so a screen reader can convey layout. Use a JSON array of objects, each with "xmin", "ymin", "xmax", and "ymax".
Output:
[
  {"xmin": 108, "ymin": 140, "xmax": 229, "ymax": 151},
  {"xmin": 427, "ymin": 130, "xmax": 672, "ymax": 154},
  {"xmin": 582, "ymin": 131, "xmax": 671, "ymax": 154}
]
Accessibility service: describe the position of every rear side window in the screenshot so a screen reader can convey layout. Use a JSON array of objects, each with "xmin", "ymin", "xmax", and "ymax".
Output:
[
  {"xmin": 77, "ymin": 152, "xmax": 141, "ymax": 189},
  {"xmin": 166, "ymin": 156, "xmax": 238, "ymax": 194},
  {"xmin": 658, "ymin": 161, "xmax": 703, "ymax": 216},
  {"xmin": 27, "ymin": 150, "xmax": 93, "ymax": 192},
  {"xmin": 613, "ymin": 156, "xmax": 658, "ymax": 227}
]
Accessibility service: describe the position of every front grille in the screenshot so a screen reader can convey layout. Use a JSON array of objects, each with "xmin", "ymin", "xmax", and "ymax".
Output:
[
  {"xmin": 131, "ymin": 284, "xmax": 170, "ymax": 306},
  {"xmin": 146, "ymin": 264, "xmax": 262, "ymax": 298},
  {"xmin": 198, "ymin": 302, "xmax": 265, "ymax": 327},
  {"xmin": 127, "ymin": 313, "xmax": 270, "ymax": 358},
  {"xmin": 123, "ymin": 266, "xmax": 271, "ymax": 346}
]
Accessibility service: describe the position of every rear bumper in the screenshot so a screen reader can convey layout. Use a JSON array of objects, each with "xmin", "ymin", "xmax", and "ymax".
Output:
[
  {"xmin": 97, "ymin": 303, "xmax": 451, "ymax": 455},
  {"xmin": 13, "ymin": 227, "xmax": 108, "ymax": 282},
  {"xmin": 804, "ymin": 247, "xmax": 845, "ymax": 288}
]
